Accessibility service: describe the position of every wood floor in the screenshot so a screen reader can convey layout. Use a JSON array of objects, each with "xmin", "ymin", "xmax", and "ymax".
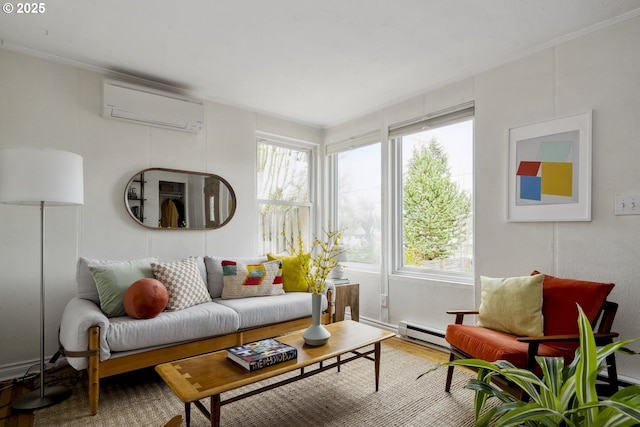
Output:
[{"xmin": 0, "ymin": 337, "xmax": 449, "ymax": 427}]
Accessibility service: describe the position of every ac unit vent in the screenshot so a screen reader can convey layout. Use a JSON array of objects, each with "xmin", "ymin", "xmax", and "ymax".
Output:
[{"xmin": 102, "ymin": 79, "xmax": 204, "ymax": 133}]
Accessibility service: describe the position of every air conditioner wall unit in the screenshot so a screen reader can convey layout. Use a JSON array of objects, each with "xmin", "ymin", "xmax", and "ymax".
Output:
[{"xmin": 102, "ymin": 79, "xmax": 204, "ymax": 133}]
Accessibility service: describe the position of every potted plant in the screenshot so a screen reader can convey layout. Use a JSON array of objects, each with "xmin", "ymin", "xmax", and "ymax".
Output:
[{"xmin": 426, "ymin": 307, "xmax": 640, "ymax": 427}]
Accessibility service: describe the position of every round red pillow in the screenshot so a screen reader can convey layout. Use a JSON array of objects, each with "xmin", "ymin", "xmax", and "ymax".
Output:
[{"xmin": 123, "ymin": 278, "xmax": 169, "ymax": 319}]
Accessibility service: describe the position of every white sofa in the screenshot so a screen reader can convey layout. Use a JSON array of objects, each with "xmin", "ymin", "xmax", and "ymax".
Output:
[{"xmin": 58, "ymin": 255, "xmax": 333, "ymax": 415}]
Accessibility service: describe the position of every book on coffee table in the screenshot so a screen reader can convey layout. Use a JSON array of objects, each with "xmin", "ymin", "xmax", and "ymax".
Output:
[{"xmin": 227, "ymin": 338, "xmax": 297, "ymax": 372}]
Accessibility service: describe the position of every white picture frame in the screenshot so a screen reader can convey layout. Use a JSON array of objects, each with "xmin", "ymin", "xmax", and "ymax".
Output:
[{"xmin": 508, "ymin": 111, "xmax": 592, "ymax": 222}]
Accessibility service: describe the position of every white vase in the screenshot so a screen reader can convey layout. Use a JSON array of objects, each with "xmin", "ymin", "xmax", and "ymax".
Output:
[{"xmin": 303, "ymin": 293, "xmax": 331, "ymax": 346}]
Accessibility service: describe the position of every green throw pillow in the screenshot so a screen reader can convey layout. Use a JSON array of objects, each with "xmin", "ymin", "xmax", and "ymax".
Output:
[
  {"xmin": 477, "ymin": 274, "xmax": 544, "ymax": 336},
  {"xmin": 267, "ymin": 253, "xmax": 309, "ymax": 292},
  {"xmin": 89, "ymin": 258, "xmax": 156, "ymax": 317}
]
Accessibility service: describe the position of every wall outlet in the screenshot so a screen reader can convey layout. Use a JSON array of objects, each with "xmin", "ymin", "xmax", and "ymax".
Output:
[
  {"xmin": 615, "ymin": 193, "xmax": 640, "ymax": 215},
  {"xmin": 380, "ymin": 294, "xmax": 388, "ymax": 307}
]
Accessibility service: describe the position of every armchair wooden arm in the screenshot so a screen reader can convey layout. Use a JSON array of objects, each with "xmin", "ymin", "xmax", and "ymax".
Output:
[
  {"xmin": 517, "ymin": 332, "xmax": 619, "ymax": 370},
  {"xmin": 517, "ymin": 332, "xmax": 619, "ymax": 344},
  {"xmin": 445, "ymin": 309, "xmax": 479, "ymax": 324}
]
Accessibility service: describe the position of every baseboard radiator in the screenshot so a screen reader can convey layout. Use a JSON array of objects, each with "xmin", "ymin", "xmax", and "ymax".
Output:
[{"xmin": 398, "ymin": 321, "xmax": 448, "ymax": 349}]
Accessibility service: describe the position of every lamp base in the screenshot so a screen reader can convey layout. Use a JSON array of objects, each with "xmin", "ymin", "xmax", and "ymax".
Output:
[
  {"xmin": 11, "ymin": 386, "xmax": 72, "ymax": 411},
  {"xmin": 331, "ymin": 265, "xmax": 345, "ymax": 280}
]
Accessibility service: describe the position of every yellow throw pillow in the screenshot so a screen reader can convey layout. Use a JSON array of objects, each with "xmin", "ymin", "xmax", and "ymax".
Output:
[
  {"xmin": 477, "ymin": 274, "xmax": 544, "ymax": 336},
  {"xmin": 267, "ymin": 253, "xmax": 309, "ymax": 292}
]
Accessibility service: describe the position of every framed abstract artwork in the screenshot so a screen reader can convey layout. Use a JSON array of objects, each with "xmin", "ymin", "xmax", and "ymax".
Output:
[{"xmin": 508, "ymin": 111, "xmax": 592, "ymax": 222}]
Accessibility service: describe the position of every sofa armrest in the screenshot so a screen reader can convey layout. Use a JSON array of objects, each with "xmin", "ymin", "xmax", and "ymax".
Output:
[
  {"xmin": 323, "ymin": 279, "xmax": 336, "ymax": 303},
  {"xmin": 59, "ymin": 297, "xmax": 111, "ymax": 370},
  {"xmin": 446, "ymin": 309, "xmax": 479, "ymax": 325}
]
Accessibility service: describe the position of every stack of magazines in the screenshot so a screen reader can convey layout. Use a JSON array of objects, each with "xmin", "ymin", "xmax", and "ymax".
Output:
[{"xmin": 227, "ymin": 338, "xmax": 297, "ymax": 371}]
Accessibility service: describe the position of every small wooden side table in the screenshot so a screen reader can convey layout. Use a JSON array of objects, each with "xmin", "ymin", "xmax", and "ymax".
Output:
[{"xmin": 334, "ymin": 282, "xmax": 359, "ymax": 322}]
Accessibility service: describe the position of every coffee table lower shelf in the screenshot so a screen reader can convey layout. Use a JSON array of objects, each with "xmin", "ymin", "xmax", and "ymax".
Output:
[
  {"xmin": 191, "ymin": 345, "xmax": 379, "ymax": 426},
  {"xmin": 156, "ymin": 320, "xmax": 394, "ymax": 427}
]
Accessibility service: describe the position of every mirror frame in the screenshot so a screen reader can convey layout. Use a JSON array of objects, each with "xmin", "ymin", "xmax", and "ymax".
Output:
[{"xmin": 124, "ymin": 167, "xmax": 237, "ymax": 230}]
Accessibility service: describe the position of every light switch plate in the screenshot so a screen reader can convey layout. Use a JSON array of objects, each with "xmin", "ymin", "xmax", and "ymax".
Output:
[{"xmin": 615, "ymin": 193, "xmax": 640, "ymax": 215}]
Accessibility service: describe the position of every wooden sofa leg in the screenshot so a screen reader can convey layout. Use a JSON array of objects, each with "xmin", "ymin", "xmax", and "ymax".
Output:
[
  {"xmin": 88, "ymin": 326, "xmax": 100, "ymax": 415},
  {"xmin": 444, "ymin": 351, "xmax": 456, "ymax": 392}
]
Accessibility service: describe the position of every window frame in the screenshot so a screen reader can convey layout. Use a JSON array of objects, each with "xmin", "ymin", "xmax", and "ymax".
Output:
[
  {"xmin": 389, "ymin": 103, "xmax": 475, "ymax": 283},
  {"xmin": 327, "ymin": 131, "xmax": 382, "ymax": 270},
  {"xmin": 256, "ymin": 132, "xmax": 317, "ymax": 254}
]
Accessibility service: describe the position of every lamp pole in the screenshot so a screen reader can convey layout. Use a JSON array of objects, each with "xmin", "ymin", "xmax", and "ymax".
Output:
[
  {"xmin": 11, "ymin": 201, "xmax": 72, "ymax": 410},
  {"xmin": 0, "ymin": 147, "xmax": 84, "ymax": 411}
]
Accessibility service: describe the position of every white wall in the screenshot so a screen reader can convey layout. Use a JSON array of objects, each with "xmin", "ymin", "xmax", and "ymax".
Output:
[
  {"xmin": 2, "ymin": 15, "xmax": 639, "ymax": 383},
  {"xmin": 326, "ymin": 16, "xmax": 640, "ymax": 382},
  {"xmin": 0, "ymin": 48, "xmax": 321, "ymax": 373}
]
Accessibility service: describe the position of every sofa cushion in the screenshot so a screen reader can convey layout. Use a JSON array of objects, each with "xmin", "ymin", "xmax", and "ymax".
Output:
[
  {"xmin": 77, "ymin": 257, "xmax": 158, "ymax": 304},
  {"xmin": 152, "ymin": 258, "xmax": 211, "ymax": 310},
  {"xmin": 221, "ymin": 260, "xmax": 284, "ymax": 299},
  {"xmin": 477, "ymin": 274, "xmax": 544, "ymax": 336},
  {"xmin": 204, "ymin": 256, "xmax": 268, "ymax": 298},
  {"xmin": 123, "ymin": 278, "xmax": 169, "ymax": 319},
  {"xmin": 215, "ymin": 293, "xmax": 327, "ymax": 330},
  {"xmin": 107, "ymin": 301, "xmax": 240, "ymax": 352},
  {"xmin": 267, "ymin": 253, "xmax": 310, "ymax": 292},
  {"xmin": 89, "ymin": 259, "xmax": 157, "ymax": 317},
  {"xmin": 445, "ymin": 324, "xmax": 575, "ymax": 368}
]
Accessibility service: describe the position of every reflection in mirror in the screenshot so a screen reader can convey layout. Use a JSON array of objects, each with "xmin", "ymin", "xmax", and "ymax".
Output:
[{"xmin": 125, "ymin": 168, "xmax": 236, "ymax": 229}]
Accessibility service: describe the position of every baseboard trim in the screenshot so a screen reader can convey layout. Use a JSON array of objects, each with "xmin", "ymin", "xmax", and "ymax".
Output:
[
  {"xmin": 357, "ymin": 316, "xmax": 397, "ymax": 334},
  {"xmin": 0, "ymin": 355, "xmax": 68, "ymax": 382}
]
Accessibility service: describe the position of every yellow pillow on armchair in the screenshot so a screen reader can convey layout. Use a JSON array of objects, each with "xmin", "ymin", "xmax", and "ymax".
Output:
[{"xmin": 477, "ymin": 274, "xmax": 544, "ymax": 336}]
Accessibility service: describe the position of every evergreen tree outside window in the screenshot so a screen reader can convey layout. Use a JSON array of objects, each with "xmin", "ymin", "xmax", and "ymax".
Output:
[{"xmin": 393, "ymin": 109, "xmax": 474, "ymax": 278}]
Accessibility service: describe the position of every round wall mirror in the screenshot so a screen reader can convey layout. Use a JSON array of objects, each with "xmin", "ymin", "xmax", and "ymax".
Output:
[{"xmin": 124, "ymin": 168, "xmax": 236, "ymax": 230}]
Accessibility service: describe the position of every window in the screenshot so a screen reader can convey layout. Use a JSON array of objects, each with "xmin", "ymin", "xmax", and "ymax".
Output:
[
  {"xmin": 391, "ymin": 106, "xmax": 474, "ymax": 279},
  {"xmin": 329, "ymin": 136, "xmax": 381, "ymax": 265},
  {"xmin": 257, "ymin": 137, "xmax": 313, "ymax": 255}
]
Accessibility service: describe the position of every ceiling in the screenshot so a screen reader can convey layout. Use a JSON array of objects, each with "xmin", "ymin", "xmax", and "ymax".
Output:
[{"xmin": 1, "ymin": 1, "xmax": 640, "ymax": 128}]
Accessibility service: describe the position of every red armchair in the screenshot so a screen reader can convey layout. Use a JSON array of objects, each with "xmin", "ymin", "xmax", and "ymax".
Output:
[{"xmin": 444, "ymin": 272, "xmax": 619, "ymax": 397}]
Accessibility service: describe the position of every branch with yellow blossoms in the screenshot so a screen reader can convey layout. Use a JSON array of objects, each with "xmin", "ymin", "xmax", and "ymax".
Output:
[{"xmin": 285, "ymin": 228, "xmax": 344, "ymax": 295}]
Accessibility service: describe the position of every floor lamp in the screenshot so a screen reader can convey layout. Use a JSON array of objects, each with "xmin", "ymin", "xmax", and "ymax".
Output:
[{"xmin": 0, "ymin": 147, "xmax": 84, "ymax": 410}]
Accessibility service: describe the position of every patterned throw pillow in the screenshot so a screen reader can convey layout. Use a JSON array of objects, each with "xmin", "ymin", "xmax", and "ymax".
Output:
[
  {"xmin": 152, "ymin": 258, "xmax": 211, "ymax": 310},
  {"xmin": 221, "ymin": 260, "xmax": 284, "ymax": 299}
]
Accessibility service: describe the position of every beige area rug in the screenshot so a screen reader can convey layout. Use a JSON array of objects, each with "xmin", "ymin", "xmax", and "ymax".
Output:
[{"xmin": 35, "ymin": 344, "xmax": 487, "ymax": 427}]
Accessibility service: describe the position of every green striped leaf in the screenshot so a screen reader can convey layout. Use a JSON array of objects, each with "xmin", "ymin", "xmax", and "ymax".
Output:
[
  {"xmin": 494, "ymin": 404, "xmax": 571, "ymax": 427},
  {"xmin": 538, "ymin": 356, "xmax": 564, "ymax": 410},
  {"xmin": 578, "ymin": 398, "xmax": 640, "ymax": 426},
  {"xmin": 575, "ymin": 305, "xmax": 599, "ymax": 423}
]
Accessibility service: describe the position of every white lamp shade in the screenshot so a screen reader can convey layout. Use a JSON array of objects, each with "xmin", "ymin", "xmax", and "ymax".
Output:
[{"xmin": 0, "ymin": 147, "xmax": 84, "ymax": 206}]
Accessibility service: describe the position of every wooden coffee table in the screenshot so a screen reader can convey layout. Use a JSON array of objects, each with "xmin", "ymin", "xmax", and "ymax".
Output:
[{"xmin": 156, "ymin": 320, "xmax": 395, "ymax": 427}]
